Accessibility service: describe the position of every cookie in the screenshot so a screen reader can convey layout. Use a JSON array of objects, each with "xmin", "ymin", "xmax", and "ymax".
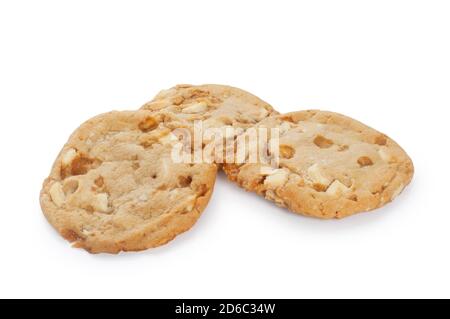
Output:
[
  {"xmin": 223, "ymin": 110, "xmax": 414, "ymax": 219},
  {"xmin": 141, "ymin": 84, "xmax": 278, "ymax": 130},
  {"xmin": 40, "ymin": 110, "xmax": 217, "ymax": 253}
]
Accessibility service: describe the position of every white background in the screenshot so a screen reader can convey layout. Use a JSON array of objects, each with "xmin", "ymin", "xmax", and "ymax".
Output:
[{"xmin": 0, "ymin": 0, "xmax": 449, "ymax": 299}]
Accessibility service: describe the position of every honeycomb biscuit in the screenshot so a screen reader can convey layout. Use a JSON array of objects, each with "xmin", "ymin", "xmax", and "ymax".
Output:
[
  {"xmin": 40, "ymin": 110, "xmax": 217, "ymax": 253},
  {"xmin": 223, "ymin": 110, "xmax": 414, "ymax": 219}
]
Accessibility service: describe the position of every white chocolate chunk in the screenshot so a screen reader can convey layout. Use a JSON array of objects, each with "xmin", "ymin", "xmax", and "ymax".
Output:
[
  {"xmin": 184, "ymin": 195, "xmax": 197, "ymax": 212},
  {"xmin": 62, "ymin": 148, "xmax": 78, "ymax": 166},
  {"xmin": 288, "ymin": 173, "xmax": 304, "ymax": 184},
  {"xmin": 307, "ymin": 164, "xmax": 332, "ymax": 187},
  {"xmin": 260, "ymin": 166, "xmax": 276, "ymax": 175},
  {"xmin": 138, "ymin": 193, "xmax": 149, "ymax": 202},
  {"xmin": 326, "ymin": 180, "xmax": 349, "ymax": 196},
  {"xmin": 49, "ymin": 182, "xmax": 66, "ymax": 207},
  {"xmin": 93, "ymin": 193, "xmax": 109, "ymax": 213},
  {"xmin": 182, "ymin": 102, "xmax": 208, "ymax": 114},
  {"xmin": 378, "ymin": 147, "xmax": 392, "ymax": 162},
  {"xmin": 264, "ymin": 169, "xmax": 289, "ymax": 189},
  {"xmin": 169, "ymin": 188, "xmax": 181, "ymax": 200},
  {"xmin": 159, "ymin": 132, "xmax": 178, "ymax": 144}
]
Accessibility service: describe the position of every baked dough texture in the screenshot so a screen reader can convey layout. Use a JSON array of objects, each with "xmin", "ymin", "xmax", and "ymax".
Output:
[
  {"xmin": 141, "ymin": 84, "xmax": 278, "ymax": 130},
  {"xmin": 223, "ymin": 110, "xmax": 414, "ymax": 219},
  {"xmin": 40, "ymin": 111, "xmax": 217, "ymax": 253},
  {"xmin": 40, "ymin": 84, "xmax": 415, "ymax": 254}
]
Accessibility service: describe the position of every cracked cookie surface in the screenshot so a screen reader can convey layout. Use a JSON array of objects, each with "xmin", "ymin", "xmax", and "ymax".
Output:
[
  {"xmin": 40, "ymin": 111, "xmax": 217, "ymax": 253},
  {"xmin": 141, "ymin": 84, "xmax": 278, "ymax": 130},
  {"xmin": 223, "ymin": 110, "xmax": 414, "ymax": 219}
]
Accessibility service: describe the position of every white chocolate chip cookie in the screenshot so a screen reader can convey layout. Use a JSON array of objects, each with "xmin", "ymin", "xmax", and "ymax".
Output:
[
  {"xmin": 40, "ymin": 111, "xmax": 217, "ymax": 253},
  {"xmin": 223, "ymin": 110, "xmax": 414, "ymax": 219}
]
